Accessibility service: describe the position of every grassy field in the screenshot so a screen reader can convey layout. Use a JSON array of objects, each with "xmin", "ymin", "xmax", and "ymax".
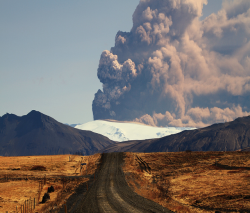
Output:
[
  {"xmin": 123, "ymin": 151, "xmax": 250, "ymax": 213},
  {"xmin": 2, "ymin": 151, "xmax": 250, "ymax": 213},
  {"xmin": 0, "ymin": 154, "xmax": 100, "ymax": 213}
]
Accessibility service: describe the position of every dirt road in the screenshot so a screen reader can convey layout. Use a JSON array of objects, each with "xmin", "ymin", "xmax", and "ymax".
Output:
[{"xmin": 73, "ymin": 152, "xmax": 173, "ymax": 213}]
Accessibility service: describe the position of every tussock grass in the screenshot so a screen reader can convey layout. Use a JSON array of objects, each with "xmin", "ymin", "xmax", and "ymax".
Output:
[
  {"xmin": 0, "ymin": 153, "xmax": 101, "ymax": 212},
  {"xmin": 123, "ymin": 151, "xmax": 250, "ymax": 213}
]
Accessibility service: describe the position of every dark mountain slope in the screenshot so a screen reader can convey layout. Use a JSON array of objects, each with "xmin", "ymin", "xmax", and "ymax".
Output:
[
  {"xmin": 101, "ymin": 116, "xmax": 250, "ymax": 153},
  {"xmin": 0, "ymin": 110, "xmax": 115, "ymax": 156},
  {"xmin": 147, "ymin": 116, "xmax": 250, "ymax": 152}
]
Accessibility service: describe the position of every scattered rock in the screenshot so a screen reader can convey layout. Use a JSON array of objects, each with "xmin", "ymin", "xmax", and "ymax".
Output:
[
  {"xmin": 42, "ymin": 193, "xmax": 50, "ymax": 203},
  {"xmin": 30, "ymin": 165, "xmax": 46, "ymax": 171},
  {"xmin": 47, "ymin": 185, "xmax": 55, "ymax": 193},
  {"xmin": 244, "ymin": 195, "xmax": 250, "ymax": 199}
]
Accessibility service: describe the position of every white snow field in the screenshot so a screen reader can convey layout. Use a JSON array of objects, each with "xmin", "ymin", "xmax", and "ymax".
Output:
[{"xmin": 75, "ymin": 120, "xmax": 195, "ymax": 142}]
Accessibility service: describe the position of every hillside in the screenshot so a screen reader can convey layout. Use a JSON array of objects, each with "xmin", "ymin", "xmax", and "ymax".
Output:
[
  {"xmin": 101, "ymin": 115, "xmax": 250, "ymax": 153},
  {"xmin": 0, "ymin": 110, "xmax": 115, "ymax": 156}
]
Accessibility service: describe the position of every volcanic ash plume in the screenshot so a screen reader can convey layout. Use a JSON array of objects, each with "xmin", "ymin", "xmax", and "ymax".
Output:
[{"xmin": 92, "ymin": 0, "xmax": 250, "ymax": 127}]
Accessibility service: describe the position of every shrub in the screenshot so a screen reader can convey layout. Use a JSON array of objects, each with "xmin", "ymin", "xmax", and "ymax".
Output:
[
  {"xmin": 42, "ymin": 193, "xmax": 50, "ymax": 203},
  {"xmin": 47, "ymin": 185, "xmax": 55, "ymax": 193},
  {"xmin": 30, "ymin": 165, "xmax": 46, "ymax": 171}
]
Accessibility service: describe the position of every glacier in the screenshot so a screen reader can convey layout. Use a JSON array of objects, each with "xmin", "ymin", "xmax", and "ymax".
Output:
[{"xmin": 75, "ymin": 120, "xmax": 195, "ymax": 142}]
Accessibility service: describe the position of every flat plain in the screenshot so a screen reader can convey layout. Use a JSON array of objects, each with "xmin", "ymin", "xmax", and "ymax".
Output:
[
  {"xmin": 0, "ymin": 154, "xmax": 100, "ymax": 213},
  {"xmin": 123, "ymin": 151, "xmax": 250, "ymax": 213},
  {"xmin": 2, "ymin": 151, "xmax": 250, "ymax": 213}
]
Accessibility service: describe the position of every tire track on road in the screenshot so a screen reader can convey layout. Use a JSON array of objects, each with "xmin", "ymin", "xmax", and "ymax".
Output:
[{"xmin": 74, "ymin": 153, "xmax": 173, "ymax": 213}]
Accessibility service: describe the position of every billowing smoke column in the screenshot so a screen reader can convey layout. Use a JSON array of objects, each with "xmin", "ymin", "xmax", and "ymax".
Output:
[{"xmin": 92, "ymin": 0, "xmax": 250, "ymax": 127}]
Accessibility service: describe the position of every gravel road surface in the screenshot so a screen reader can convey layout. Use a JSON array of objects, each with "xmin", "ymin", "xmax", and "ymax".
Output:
[{"xmin": 74, "ymin": 152, "xmax": 173, "ymax": 213}]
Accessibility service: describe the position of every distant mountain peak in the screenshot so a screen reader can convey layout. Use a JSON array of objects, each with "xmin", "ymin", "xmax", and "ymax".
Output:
[
  {"xmin": 29, "ymin": 109, "xmax": 40, "ymax": 113},
  {"xmin": 0, "ymin": 111, "xmax": 115, "ymax": 156},
  {"xmin": 26, "ymin": 110, "xmax": 45, "ymax": 119},
  {"xmin": 0, "ymin": 113, "xmax": 19, "ymax": 122},
  {"xmin": 1, "ymin": 110, "xmax": 43, "ymax": 120}
]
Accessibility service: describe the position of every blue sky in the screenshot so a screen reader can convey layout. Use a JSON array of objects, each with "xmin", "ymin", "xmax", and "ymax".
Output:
[{"xmin": 0, "ymin": 0, "xmax": 222, "ymax": 124}]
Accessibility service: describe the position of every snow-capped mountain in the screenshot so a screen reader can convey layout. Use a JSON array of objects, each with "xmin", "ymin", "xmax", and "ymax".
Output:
[{"xmin": 75, "ymin": 120, "xmax": 195, "ymax": 142}]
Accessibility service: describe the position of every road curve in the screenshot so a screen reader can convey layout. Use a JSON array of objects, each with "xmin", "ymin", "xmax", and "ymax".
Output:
[{"xmin": 74, "ymin": 152, "xmax": 173, "ymax": 213}]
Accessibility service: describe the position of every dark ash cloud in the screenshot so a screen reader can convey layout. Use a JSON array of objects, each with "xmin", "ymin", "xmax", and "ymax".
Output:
[{"xmin": 92, "ymin": 0, "xmax": 250, "ymax": 127}]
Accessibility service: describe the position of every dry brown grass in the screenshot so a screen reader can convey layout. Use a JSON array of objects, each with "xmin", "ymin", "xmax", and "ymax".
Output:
[
  {"xmin": 123, "ymin": 151, "xmax": 250, "ymax": 213},
  {"xmin": 0, "ymin": 153, "xmax": 101, "ymax": 213}
]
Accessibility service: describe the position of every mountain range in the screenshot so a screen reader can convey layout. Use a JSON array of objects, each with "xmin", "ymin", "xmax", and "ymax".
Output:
[
  {"xmin": 1, "ymin": 110, "xmax": 250, "ymax": 156},
  {"xmin": 101, "ymin": 116, "xmax": 250, "ymax": 153},
  {"xmin": 0, "ymin": 110, "xmax": 114, "ymax": 156}
]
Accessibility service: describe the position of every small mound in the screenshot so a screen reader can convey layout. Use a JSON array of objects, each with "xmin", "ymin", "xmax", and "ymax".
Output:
[{"xmin": 30, "ymin": 165, "xmax": 46, "ymax": 171}]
